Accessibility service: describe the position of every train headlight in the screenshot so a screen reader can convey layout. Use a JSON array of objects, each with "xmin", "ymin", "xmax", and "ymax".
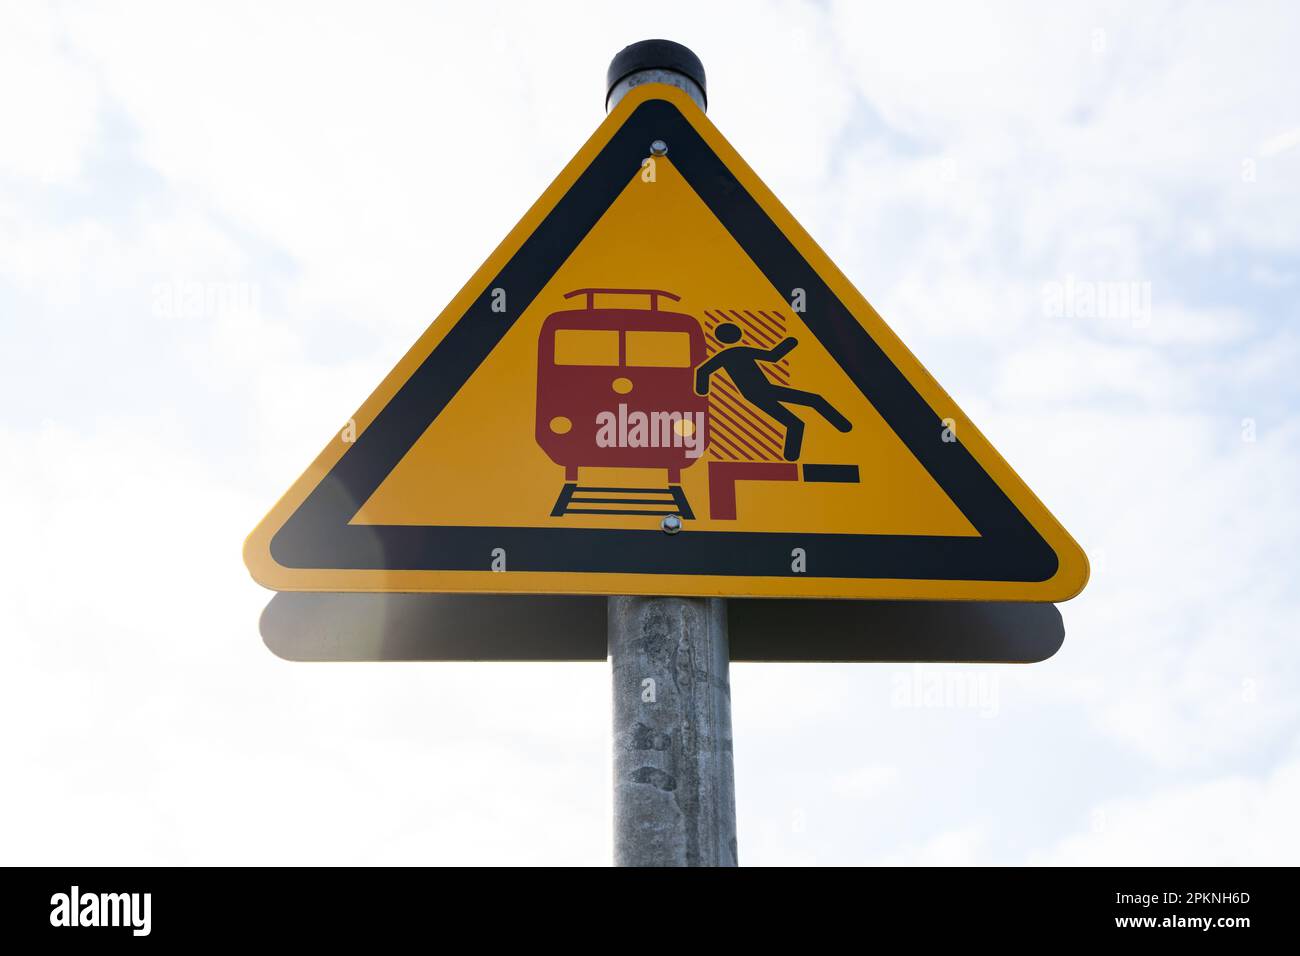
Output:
[{"xmin": 549, "ymin": 416, "xmax": 573, "ymax": 435}]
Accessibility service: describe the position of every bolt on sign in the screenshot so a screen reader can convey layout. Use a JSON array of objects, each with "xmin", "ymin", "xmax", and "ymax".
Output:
[{"xmin": 244, "ymin": 84, "xmax": 1089, "ymax": 601}]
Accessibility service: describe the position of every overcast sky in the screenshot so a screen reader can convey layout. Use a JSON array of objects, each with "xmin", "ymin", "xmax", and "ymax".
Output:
[{"xmin": 3, "ymin": 0, "xmax": 1298, "ymax": 865}]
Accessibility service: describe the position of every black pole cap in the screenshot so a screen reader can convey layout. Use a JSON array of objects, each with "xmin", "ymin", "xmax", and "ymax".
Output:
[{"xmin": 606, "ymin": 39, "xmax": 707, "ymax": 109}]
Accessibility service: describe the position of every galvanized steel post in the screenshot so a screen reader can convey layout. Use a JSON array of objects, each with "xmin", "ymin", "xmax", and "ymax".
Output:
[{"xmin": 605, "ymin": 41, "xmax": 737, "ymax": 867}]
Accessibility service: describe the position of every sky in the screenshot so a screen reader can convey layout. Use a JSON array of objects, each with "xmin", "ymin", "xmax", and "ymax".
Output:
[{"xmin": 2, "ymin": 0, "xmax": 1298, "ymax": 865}]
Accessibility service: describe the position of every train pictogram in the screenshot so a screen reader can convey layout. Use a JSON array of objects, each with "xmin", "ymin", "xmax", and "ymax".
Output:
[{"xmin": 536, "ymin": 288, "xmax": 708, "ymax": 519}]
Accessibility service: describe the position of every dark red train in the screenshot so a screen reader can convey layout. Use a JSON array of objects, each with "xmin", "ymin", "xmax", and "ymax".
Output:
[{"xmin": 536, "ymin": 288, "xmax": 709, "ymax": 486}]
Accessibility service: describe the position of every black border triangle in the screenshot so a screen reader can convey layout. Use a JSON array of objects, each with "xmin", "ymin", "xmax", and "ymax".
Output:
[{"xmin": 271, "ymin": 96, "xmax": 1059, "ymax": 584}]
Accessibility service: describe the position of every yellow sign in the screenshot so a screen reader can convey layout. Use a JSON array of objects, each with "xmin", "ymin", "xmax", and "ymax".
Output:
[{"xmin": 244, "ymin": 84, "xmax": 1088, "ymax": 601}]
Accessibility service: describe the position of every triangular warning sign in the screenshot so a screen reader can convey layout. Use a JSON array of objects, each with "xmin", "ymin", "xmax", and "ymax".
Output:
[{"xmin": 244, "ymin": 84, "xmax": 1088, "ymax": 601}]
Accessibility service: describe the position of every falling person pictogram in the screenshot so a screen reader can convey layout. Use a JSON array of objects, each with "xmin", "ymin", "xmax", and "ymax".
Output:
[{"xmin": 694, "ymin": 322, "xmax": 852, "ymax": 460}]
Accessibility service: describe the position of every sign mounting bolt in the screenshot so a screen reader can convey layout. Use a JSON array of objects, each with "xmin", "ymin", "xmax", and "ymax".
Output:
[
  {"xmin": 650, "ymin": 139, "xmax": 668, "ymax": 156},
  {"xmin": 661, "ymin": 514, "xmax": 682, "ymax": 534}
]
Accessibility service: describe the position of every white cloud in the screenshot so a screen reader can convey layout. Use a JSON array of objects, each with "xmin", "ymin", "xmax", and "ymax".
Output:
[
  {"xmin": 0, "ymin": 421, "xmax": 610, "ymax": 864},
  {"xmin": 831, "ymin": 765, "xmax": 901, "ymax": 799},
  {"xmin": 1036, "ymin": 747, "xmax": 1300, "ymax": 865},
  {"xmin": 1258, "ymin": 127, "xmax": 1300, "ymax": 158},
  {"xmin": 0, "ymin": 2, "xmax": 99, "ymax": 182},
  {"xmin": 878, "ymin": 825, "xmax": 991, "ymax": 867}
]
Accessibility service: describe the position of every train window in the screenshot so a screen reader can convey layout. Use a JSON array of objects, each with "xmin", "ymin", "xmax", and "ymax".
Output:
[
  {"xmin": 554, "ymin": 329, "xmax": 620, "ymax": 366},
  {"xmin": 626, "ymin": 331, "xmax": 692, "ymax": 368}
]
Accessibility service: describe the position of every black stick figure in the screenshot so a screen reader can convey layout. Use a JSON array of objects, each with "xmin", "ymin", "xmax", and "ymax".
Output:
[{"xmin": 695, "ymin": 322, "xmax": 851, "ymax": 461}]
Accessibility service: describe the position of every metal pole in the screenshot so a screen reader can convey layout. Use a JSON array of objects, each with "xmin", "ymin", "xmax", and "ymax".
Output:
[
  {"xmin": 609, "ymin": 596, "xmax": 736, "ymax": 866},
  {"xmin": 605, "ymin": 41, "xmax": 736, "ymax": 867}
]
